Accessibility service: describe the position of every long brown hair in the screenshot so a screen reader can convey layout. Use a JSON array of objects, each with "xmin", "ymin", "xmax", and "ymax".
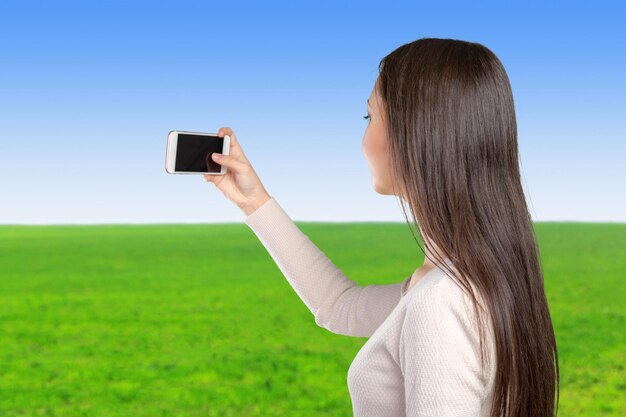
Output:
[{"xmin": 377, "ymin": 38, "xmax": 559, "ymax": 417}]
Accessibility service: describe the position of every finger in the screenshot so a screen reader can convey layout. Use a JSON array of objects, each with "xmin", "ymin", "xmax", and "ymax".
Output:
[
  {"xmin": 217, "ymin": 127, "xmax": 235, "ymax": 140},
  {"xmin": 217, "ymin": 127, "xmax": 246, "ymax": 159},
  {"xmin": 211, "ymin": 152, "xmax": 248, "ymax": 173}
]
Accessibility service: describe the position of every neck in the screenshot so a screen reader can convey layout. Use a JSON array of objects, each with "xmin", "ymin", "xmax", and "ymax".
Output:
[{"xmin": 419, "ymin": 226, "xmax": 447, "ymax": 269}]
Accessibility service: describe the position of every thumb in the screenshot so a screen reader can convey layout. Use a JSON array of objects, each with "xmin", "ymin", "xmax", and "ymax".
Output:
[{"xmin": 210, "ymin": 152, "xmax": 248, "ymax": 173}]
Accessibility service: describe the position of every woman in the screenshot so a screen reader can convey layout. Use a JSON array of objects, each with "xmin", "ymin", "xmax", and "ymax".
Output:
[{"xmin": 203, "ymin": 37, "xmax": 559, "ymax": 417}]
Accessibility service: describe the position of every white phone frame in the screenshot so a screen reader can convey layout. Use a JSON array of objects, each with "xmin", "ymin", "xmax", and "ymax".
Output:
[{"xmin": 165, "ymin": 130, "xmax": 231, "ymax": 175}]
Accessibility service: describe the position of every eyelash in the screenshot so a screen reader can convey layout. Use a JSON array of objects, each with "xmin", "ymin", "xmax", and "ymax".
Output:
[{"xmin": 363, "ymin": 114, "xmax": 371, "ymax": 121}]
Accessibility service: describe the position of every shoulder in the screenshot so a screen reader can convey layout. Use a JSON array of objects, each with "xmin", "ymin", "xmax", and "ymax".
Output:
[
  {"xmin": 400, "ymin": 271, "xmax": 491, "ymax": 350},
  {"xmin": 406, "ymin": 266, "xmax": 490, "ymax": 320},
  {"xmin": 400, "ymin": 270, "xmax": 496, "ymax": 377},
  {"xmin": 398, "ymin": 270, "xmax": 495, "ymax": 412},
  {"xmin": 403, "ymin": 275, "xmax": 460, "ymax": 328},
  {"xmin": 405, "ymin": 271, "xmax": 473, "ymax": 315}
]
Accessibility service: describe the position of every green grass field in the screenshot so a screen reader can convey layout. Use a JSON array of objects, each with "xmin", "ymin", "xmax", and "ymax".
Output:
[{"xmin": 0, "ymin": 221, "xmax": 624, "ymax": 416}]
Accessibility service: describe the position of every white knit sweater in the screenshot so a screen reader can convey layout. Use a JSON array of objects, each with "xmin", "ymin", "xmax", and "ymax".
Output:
[{"xmin": 244, "ymin": 196, "xmax": 497, "ymax": 417}]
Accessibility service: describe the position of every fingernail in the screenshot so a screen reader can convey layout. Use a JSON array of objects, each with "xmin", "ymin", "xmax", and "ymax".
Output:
[{"xmin": 212, "ymin": 153, "xmax": 221, "ymax": 160}]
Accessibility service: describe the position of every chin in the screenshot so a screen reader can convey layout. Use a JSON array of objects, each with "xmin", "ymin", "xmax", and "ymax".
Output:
[{"xmin": 373, "ymin": 181, "xmax": 392, "ymax": 196}]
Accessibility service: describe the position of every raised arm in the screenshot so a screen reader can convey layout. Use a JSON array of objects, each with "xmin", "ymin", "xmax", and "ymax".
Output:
[{"xmin": 245, "ymin": 196, "xmax": 409, "ymax": 338}]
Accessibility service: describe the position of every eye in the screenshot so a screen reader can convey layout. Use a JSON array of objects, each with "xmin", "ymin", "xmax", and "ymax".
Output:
[{"xmin": 363, "ymin": 114, "xmax": 371, "ymax": 122}]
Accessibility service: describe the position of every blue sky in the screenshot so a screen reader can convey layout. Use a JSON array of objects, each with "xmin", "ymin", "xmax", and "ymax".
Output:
[{"xmin": 1, "ymin": 0, "xmax": 624, "ymax": 224}]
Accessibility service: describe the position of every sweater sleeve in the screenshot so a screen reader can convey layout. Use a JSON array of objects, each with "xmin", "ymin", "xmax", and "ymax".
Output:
[
  {"xmin": 244, "ymin": 196, "xmax": 409, "ymax": 338},
  {"xmin": 399, "ymin": 281, "xmax": 488, "ymax": 416}
]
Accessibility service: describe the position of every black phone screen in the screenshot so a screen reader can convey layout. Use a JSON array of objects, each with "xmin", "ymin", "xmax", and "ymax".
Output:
[{"xmin": 175, "ymin": 133, "xmax": 224, "ymax": 173}]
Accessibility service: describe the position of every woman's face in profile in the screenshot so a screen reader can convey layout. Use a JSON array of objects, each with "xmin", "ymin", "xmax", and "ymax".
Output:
[{"xmin": 362, "ymin": 78, "xmax": 394, "ymax": 196}]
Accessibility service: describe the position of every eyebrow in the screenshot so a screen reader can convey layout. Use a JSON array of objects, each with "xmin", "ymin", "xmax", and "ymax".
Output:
[{"xmin": 367, "ymin": 98, "xmax": 371, "ymax": 106}]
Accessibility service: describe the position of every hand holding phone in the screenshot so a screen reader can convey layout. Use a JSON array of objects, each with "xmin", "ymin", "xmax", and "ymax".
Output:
[
  {"xmin": 166, "ymin": 127, "xmax": 271, "ymax": 216},
  {"xmin": 165, "ymin": 130, "xmax": 231, "ymax": 175}
]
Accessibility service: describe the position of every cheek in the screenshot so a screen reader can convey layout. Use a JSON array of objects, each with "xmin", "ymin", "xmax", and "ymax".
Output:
[
  {"xmin": 361, "ymin": 133, "xmax": 369, "ymax": 158},
  {"xmin": 362, "ymin": 131, "xmax": 388, "ymax": 172}
]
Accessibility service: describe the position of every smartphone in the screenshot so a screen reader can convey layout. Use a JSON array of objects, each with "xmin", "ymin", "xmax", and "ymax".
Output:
[{"xmin": 165, "ymin": 130, "xmax": 231, "ymax": 175}]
